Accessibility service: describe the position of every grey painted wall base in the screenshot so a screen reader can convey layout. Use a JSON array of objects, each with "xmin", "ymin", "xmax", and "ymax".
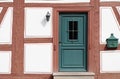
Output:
[{"xmin": 53, "ymin": 72, "xmax": 95, "ymax": 79}]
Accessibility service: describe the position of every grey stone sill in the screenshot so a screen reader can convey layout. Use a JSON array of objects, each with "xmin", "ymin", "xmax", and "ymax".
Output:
[{"xmin": 53, "ymin": 72, "xmax": 95, "ymax": 76}]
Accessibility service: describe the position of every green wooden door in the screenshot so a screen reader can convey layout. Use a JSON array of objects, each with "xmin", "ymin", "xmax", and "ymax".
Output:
[{"xmin": 59, "ymin": 13, "xmax": 87, "ymax": 72}]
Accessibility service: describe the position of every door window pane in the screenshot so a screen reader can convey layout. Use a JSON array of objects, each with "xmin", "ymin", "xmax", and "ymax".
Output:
[{"xmin": 68, "ymin": 21, "xmax": 78, "ymax": 40}]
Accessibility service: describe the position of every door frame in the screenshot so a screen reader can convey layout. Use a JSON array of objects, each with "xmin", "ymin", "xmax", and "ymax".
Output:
[{"xmin": 53, "ymin": 6, "xmax": 96, "ymax": 72}]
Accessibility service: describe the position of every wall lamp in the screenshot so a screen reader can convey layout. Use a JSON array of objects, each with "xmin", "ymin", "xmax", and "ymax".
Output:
[
  {"xmin": 106, "ymin": 33, "xmax": 118, "ymax": 48},
  {"xmin": 46, "ymin": 11, "xmax": 50, "ymax": 21}
]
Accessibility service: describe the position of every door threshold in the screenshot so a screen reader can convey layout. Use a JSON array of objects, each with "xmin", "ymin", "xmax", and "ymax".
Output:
[{"xmin": 53, "ymin": 72, "xmax": 95, "ymax": 79}]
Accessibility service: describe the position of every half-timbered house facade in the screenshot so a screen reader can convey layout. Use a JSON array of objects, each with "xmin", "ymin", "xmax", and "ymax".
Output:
[{"xmin": 0, "ymin": 0, "xmax": 120, "ymax": 79}]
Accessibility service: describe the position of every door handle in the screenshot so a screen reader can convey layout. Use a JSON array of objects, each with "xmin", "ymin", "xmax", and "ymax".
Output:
[{"xmin": 59, "ymin": 41, "xmax": 61, "ymax": 43}]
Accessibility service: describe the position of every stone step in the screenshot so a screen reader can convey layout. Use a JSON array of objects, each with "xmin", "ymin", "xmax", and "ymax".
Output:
[{"xmin": 53, "ymin": 72, "xmax": 95, "ymax": 79}]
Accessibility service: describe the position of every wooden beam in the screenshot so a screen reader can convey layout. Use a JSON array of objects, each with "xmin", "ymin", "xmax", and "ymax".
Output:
[
  {"xmin": 0, "ymin": 7, "xmax": 8, "ymax": 24},
  {"xmin": 0, "ymin": 44, "xmax": 12, "ymax": 51},
  {"xmin": 90, "ymin": 0, "xmax": 95, "ymax": 6},
  {"xmin": 90, "ymin": 0, "xmax": 100, "ymax": 79},
  {"xmin": 100, "ymin": 2, "xmax": 120, "ymax": 6},
  {"xmin": 0, "ymin": 3, "xmax": 13, "ymax": 7},
  {"xmin": 112, "ymin": 7, "xmax": 120, "ymax": 26},
  {"xmin": 53, "ymin": 8, "xmax": 59, "ymax": 72},
  {"xmin": 24, "ymin": 38, "xmax": 53, "ymax": 43},
  {"xmin": 0, "ymin": 74, "xmax": 52, "ymax": 79},
  {"xmin": 24, "ymin": 3, "xmax": 92, "ymax": 7},
  {"xmin": 11, "ymin": 0, "xmax": 24, "ymax": 75}
]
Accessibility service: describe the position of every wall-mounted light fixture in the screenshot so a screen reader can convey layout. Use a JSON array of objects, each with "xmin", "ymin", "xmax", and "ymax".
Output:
[
  {"xmin": 106, "ymin": 33, "xmax": 118, "ymax": 48},
  {"xmin": 46, "ymin": 11, "xmax": 50, "ymax": 21}
]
